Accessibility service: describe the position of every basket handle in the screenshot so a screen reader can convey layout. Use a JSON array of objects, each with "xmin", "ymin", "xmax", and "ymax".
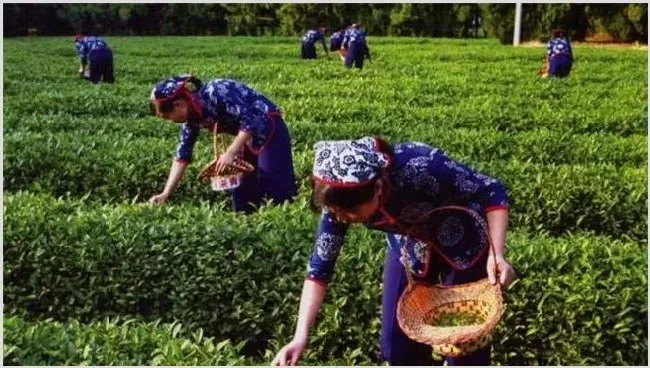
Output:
[
  {"xmin": 399, "ymin": 205, "xmax": 500, "ymax": 290},
  {"xmin": 212, "ymin": 122, "xmax": 220, "ymax": 160},
  {"xmin": 400, "ymin": 245, "xmax": 416, "ymax": 287}
]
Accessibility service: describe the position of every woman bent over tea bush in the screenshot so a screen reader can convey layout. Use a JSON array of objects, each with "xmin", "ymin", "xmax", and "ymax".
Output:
[
  {"xmin": 149, "ymin": 74, "xmax": 297, "ymax": 213},
  {"xmin": 272, "ymin": 137, "xmax": 516, "ymax": 366}
]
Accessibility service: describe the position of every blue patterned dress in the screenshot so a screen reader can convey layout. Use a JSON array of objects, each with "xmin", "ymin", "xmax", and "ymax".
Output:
[
  {"xmin": 175, "ymin": 78, "xmax": 297, "ymax": 212},
  {"xmin": 341, "ymin": 28, "xmax": 370, "ymax": 69},
  {"xmin": 301, "ymin": 30, "xmax": 327, "ymax": 59},
  {"xmin": 75, "ymin": 36, "xmax": 114, "ymax": 83},
  {"xmin": 307, "ymin": 141, "xmax": 509, "ymax": 365},
  {"xmin": 546, "ymin": 37, "xmax": 573, "ymax": 78}
]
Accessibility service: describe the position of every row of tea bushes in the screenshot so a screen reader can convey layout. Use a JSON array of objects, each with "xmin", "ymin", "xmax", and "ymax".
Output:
[
  {"xmin": 4, "ymin": 192, "xmax": 647, "ymax": 365},
  {"xmin": 6, "ymin": 132, "xmax": 646, "ymax": 240}
]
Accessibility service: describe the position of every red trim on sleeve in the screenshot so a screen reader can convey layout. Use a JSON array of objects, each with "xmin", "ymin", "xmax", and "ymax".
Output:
[
  {"xmin": 175, "ymin": 158, "xmax": 190, "ymax": 165},
  {"xmin": 485, "ymin": 205, "xmax": 509, "ymax": 213},
  {"xmin": 306, "ymin": 276, "xmax": 329, "ymax": 287}
]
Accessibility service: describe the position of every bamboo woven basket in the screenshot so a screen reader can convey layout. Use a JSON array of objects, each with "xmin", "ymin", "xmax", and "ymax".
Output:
[
  {"xmin": 538, "ymin": 61, "xmax": 550, "ymax": 78},
  {"xmin": 396, "ymin": 206, "xmax": 505, "ymax": 357},
  {"xmin": 338, "ymin": 49, "xmax": 347, "ymax": 62},
  {"xmin": 197, "ymin": 123, "xmax": 254, "ymax": 192}
]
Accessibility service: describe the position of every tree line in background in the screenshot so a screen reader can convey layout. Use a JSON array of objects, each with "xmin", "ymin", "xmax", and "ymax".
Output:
[{"xmin": 4, "ymin": 3, "xmax": 648, "ymax": 43}]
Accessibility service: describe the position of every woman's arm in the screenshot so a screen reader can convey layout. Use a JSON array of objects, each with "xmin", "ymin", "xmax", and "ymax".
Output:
[
  {"xmin": 149, "ymin": 124, "xmax": 199, "ymax": 204},
  {"xmin": 294, "ymin": 279, "xmax": 328, "ymax": 343},
  {"xmin": 272, "ymin": 210, "xmax": 348, "ymax": 365},
  {"xmin": 271, "ymin": 279, "xmax": 327, "ymax": 366},
  {"xmin": 228, "ymin": 130, "xmax": 252, "ymax": 154},
  {"xmin": 485, "ymin": 208, "xmax": 516, "ymax": 287},
  {"xmin": 486, "ymin": 208, "xmax": 508, "ymax": 260},
  {"xmin": 149, "ymin": 160, "xmax": 188, "ymax": 204},
  {"xmin": 215, "ymin": 130, "xmax": 252, "ymax": 174}
]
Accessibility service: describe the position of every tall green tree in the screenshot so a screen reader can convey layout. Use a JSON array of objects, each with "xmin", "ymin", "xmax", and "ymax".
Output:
[{"xmin": 3, "ymin": 3, "xmax": 647, "ymax": 43}]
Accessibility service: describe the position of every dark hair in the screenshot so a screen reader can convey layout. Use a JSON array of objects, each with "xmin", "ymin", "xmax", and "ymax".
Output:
[
  {"xmin": 185, "ymin": 75, "xmax": 204, "ymax": 91},
  {"xmin": 310, "ymin": 137, "xmax": 393, "ymax": 212},
  {"xmin": 551, "ymin": 28, "xmax": 566, "ymax": 39},
  {"xmin": 311, "ymin": 179, "xmax": 378, "ymax": 213},
  {"xmin": 149, "ymin": 96, "xmax": 183, "ymax": 115},
  {"xmin": 149, "ymin": 76, "xmax": 204, "ymax": 116}
]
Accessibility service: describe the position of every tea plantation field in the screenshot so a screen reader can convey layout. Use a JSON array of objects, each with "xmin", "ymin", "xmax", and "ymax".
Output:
[{"xmin": 3, "ymin": 36, "xmax": 648, "ymax": 365}]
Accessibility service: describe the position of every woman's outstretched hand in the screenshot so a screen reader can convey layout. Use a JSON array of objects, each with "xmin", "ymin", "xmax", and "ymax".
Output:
[
  {"xmin": 487, "ymin": 256, "xmax": 516, "ymax": 289},
  {"xmin": 215, "ymin": 149, "xmax": 236, "ymax": 175},
  {"xmin": 271, "ymin": 338, "xmax": 307, "ymax": 366}
]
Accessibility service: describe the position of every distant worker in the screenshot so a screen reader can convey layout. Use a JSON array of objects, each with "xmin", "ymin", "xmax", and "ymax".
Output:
[
  {"xmin": 74, "ymin": 34, "xmax": 114, "ymax": 84},
  {"xmin": 148, "ymin": 75, "xmax": 297, "ymax": 213},
  {"xmin": 341, "ymin": 23, "xmax": 371, "ymax": 70},
  {"xmin": 544, "ymin": 28, "xmax": 573, "ymax": 78},
  {"xmin": 301, "ymin": 27, "xmax": 328, "ymax": 59},
  {"xmin": 330, "ymin": 28, "xmax": 344, "ymax": 52}
]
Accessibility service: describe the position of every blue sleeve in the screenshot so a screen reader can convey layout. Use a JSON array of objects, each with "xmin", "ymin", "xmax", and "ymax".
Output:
[
  {"xmin": 428, "ymin": 154, "xmax": 509, "ymax": 212},
  {"xmin": 175, "ymin": 123, "xmax": 200, "ymax": 163},
  {"xmin": 342, "ymin": 31, "xmax": 350, "ymax": 49},
  {"xmin": 319, "ymin": 33, "xmax": 328, "ymax": 52},
  {"xmin": 237, "ymin": 103, "xmax": 269, "ymax": 142},
  {"xmin": 75, "ymin": 40, "xmax": 88, "ymax": 64},
  {"xmin": 546, "ymin": 41, "xmax": 552, "ymax": 55},
  {"xmin": 306, "ymin": 210, "xmax": 349, "ymax": 284},
  {"xmin": 208, "ymin": 81, "xmax": 271, "ymax": 148}
]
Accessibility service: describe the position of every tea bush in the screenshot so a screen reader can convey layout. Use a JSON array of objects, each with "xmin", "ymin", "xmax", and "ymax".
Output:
[
  {"xmin": 4, "ymin": 192, "xmax": 647, "ymax": 365},
  {"xmin": 3, "ymin": 36, "xmax": 647, "ymax": 365}
]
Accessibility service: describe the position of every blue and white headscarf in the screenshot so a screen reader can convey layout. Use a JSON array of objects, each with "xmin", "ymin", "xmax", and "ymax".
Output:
[
  {"xmin": 150, "ymin": 74, "xmax": 196, "ymax": 101},
  {"xmin": 312, "ymin": 137, "xmax": 391, "ymax": 185},
  {"xmin": 150, "ymin": 74, "xmax": 203, "ymax": 115}
]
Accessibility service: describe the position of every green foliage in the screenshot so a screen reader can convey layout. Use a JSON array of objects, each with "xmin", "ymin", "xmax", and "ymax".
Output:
[
  {"xmin": 3, "ymin": 36, "xmax": 647, "ymax": 365},
  {"xmin": 4, "ymin": 132, "xmax": 646, "ymax": 239},
  {"xmin": 480, "ymin": 4, "xmax": 516, "ymax": 44},
  {"xmin": 4, "ymin": 3, "xmax": 647, "ymax": 41},
  {"xmin": 494, "ymin": 232, "xmax": 647, "ymax": 365},
  {"xmin": 3, "ymin": 193, "xmax": 647, "ymax": 365},
  {"xmin": 3, "ymin": 315, "xmax": 253, "ymax": 365},
  {"xmin": 3, "ymin": 192, "xmax": 382, "ymax": 362},
  {"xmin": 480, "ymin": 4, "xmax": 648, "ymax": 44},
  {"xmin": 276, "ymin": 4, "xmax": 329, "ymax": 36},
  {"xmin": 585, "ymin": 4, "xmax": 648, "ymax": 42},
  {"xmin": 389, "ymin": 4, "xmax": 472, "ymax": 37},
  {"xmin": 3, "ymin": 37, "xmax": 647, "ymax": 240},
  {"xmin": 436, "ymin": 312, "xmax": 484, "ymax": 327}
]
